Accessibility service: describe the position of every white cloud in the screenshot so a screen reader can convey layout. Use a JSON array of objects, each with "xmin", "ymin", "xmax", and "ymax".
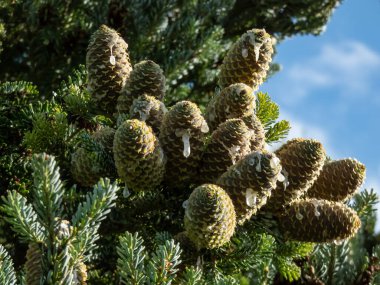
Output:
[
  {"xmin": 284, "ymin": 40, "xmax": 380, "ymax": 100},
  {"xmin": 267, "ymin": 111, "xmax": 337, "ymax": 157}
]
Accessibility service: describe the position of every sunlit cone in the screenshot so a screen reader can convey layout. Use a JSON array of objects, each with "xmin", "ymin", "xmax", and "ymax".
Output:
[
  {"xmin": 71, "ymin": 143, "xmax": 115, "ymax": 187},
  {"xmin": 117, "ymin": 60, "xmax": 166, "ymax": 114},
  {"xmin": 205, "ymin": 83, "xmax": 255, "ymax": 131},
  {"xmin": 217, "ymin": 151, "xmax": 283, "ymax": 224},
  {"xmin": 219, "ymin": 29, "xmax": 274, "ymax": 90},
  {"xmin": 159, "ymin": 101, "xmax": 208, "ymax": 188},
  {"xmin": 86, "ymin": 25, "xmax": 132, "ymax": 116},
  {"xmin": 129, "ymin": 94, "xmax": 167, "ymax": 134},
  {"xmin": 113, "ymin": 119, "xmax": 165, "ymax": 191},
  {"xmin": 184, "ymin": 184, "xmax": 236, "ymax": 249},
  {"xmin": 25, "ymin": 243, "xmax": 43, "ymax": 285},
  {"xmin": 92, "ymin": 126, "xmax": 115, "ymax": 152},
  {"xmin": 279, "ymin": 199, "xmax": 361, "ymax": 242},
  {"xmin": 264, "ymin": 138, "xmax": 326, "ymax": 213},
  {"xmin": 199, "ymin": 119, "xmax": 251, "ymax": 183},
  {"xmin": 306, "ymin": 158, "xmax": 366, "ymax": 202},
  {"xmin": 242, "ymin": 113, "xmax": 266, "ymax": 152}
]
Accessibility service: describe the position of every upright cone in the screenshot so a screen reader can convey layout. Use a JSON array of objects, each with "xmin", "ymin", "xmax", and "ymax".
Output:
[
  {"xmin": 159, "ymin": 101, "xmax": 208, "ymax": 188},
  {"xmin": 279, "ymin": 199, "xmax": 361, "ymax": 242},
  {"xmin": 86, "ymin": 25, "xmax": 132, "ymax": 116},
  {"xmin": 117, "ymin": 60, "xmax": 165, "ymax": 114},
  {"xmin": 129, "ymin": 94, "xmax": 167, "ymax": 135},
  {"xmin": 219, "ymin": 29, "xmax": 274, "ymax": 90},
  {"xmin": 217, "ymin": 151, "xmax": 283, "ymax": 224},
  {"xmin": 205, "ymin": 83, "xmax": 255, "ymax": 131},
  {"xmin": 184, "ymin": 184, "xmax": 236, "ymax": 249},
  {"xmin": 242, "ymin": 113, "xmax": 266, "ymax": 152},
  {"xmin": 92, "ymin": 126, "xmax": 116, "ymax": 152},
  {"xmin": 113, "ymin": 119, "xmax": 165, "ymax": 191},
  {"xmin": 264, "ymin": 138, "xmax": 326, "ymax": 213},
  {"xmin": 199, "ymin": 119, "xmax": 251, "ymax": 183},
  {"xmin": 306, "ymin": 158, "xmax": 366, "ymax": 202},
  {"xmin": 25, "ymin": 243, "xmax": 43, "ymax": 285}
]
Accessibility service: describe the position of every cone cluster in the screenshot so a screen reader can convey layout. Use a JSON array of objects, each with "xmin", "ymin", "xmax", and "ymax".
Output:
[{"xmin": 79, "ymin": 25, "xmax": 365, "ymax": 250}]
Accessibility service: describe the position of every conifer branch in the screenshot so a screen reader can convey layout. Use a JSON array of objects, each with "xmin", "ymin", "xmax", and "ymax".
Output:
[
  {"xmin": 1, "ymin": 190, "xmax": 45, "ymax": 243},
  {"xmin": 0, "ymin": 245, "xmax": 17, "ymax": 285}
]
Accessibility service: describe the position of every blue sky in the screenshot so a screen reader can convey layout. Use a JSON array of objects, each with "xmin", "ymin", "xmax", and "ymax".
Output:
[{"xmin": 262, "ymin": 0, "xmax": 380, "ymax": 226}]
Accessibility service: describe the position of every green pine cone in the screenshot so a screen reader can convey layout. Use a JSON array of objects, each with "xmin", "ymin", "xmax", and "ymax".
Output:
[
  {"xmin": 92, "ymin": 126, "xmax": 116, "ymax": 152},
  {"xmin": 113, "ymin": 119, "xmax": 165, "ymax": 192},
  {"xmin": 25, "ymin": 243, "xmax": 43, "ymax": 285},
  {"xmin": 205, "ymin": 83, "xmax": 255, "ymax": 131},
  {"xmin": 264, "ymin": 138, "xmax": 326, "ymax": 213},
  {"xmin": 199, "ymin": 119, "xmax": 251, "ymax": 183},
  {"xmin": 279, "ymin": 199, "xmax": 361, "ymax": 242},
  {"xmin": 219, "ymin": 29, "xmax": 274, "ymax": 90},
  {"xmin": 242, "ymin": 113, "xmax": 266, "ymax": 152},
  {"xmin": 184, "ymin": 184, "xmax": 236, "ymax": 249},
  {"xmin": 217, "ymin": 151, "xmax": 283, "ymax": 224},
  {"xmin": 117, "ymin": 60, "xmax": 166, "ymax": 114},
  {"xmin": 159, "ymin": 101, "xmax": 209, "ymax": 188},
  {"xmin": 129, "ymin": 94, "xmax": 167, "ymax": 135},
  {"xmin": 306, "ymin": 158, "xmax": 366, "ymax": 202},
  {"xmin": 71, "ymin": 144, "xmax": 114, "ymax": 188},
  {"xmin": 86, "ymin": 25, "xmax": 132, "ymax": 116}
]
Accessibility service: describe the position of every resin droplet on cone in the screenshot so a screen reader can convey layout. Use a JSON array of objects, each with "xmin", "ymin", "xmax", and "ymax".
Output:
[
  {"xmin": 159, "ymin": 101, "xmax": 208, "ymax": 188},
  {"xmin": 184, "ymin": 184, "xmax": 236, "ymax": 249},
  {"xmin": 86, "ymin": 25, "xmax": 132, "ymax": 116},
  {"xmin": 117, "ymin": 60, "xmax": 165, "ymax": 114},
  {"xmin": 199, "ymin": 119, "xmax": 251, "ymax": 183},
  {"xmin": 219, "ymin": 29, "xmax": 274, "ymax": 90},
  {"xmin": 205, "ymin": 83, "xmax": 255, "ymax": 131},
  {"xmin": 129, "ymin": 94, "xmax": 167, "ymax": 135},
  {"xmin": 264, "ymin": 138, "xmax": 326, "ymax": 213},
  {"xmin": 217, "ymin": 151, "xmax": 283, "ymax": 224},
  {"xmin": 242, "ymin": 113, "xmax": 266, "ymax": 152},
  {"xmin": 279, "ymin": 199, "xmax": 361, "ymax": 242},
  {"xmin": 113, "ymin": 119, "xmax": 165, "ymax": 191},
  {"xmin": 306, "ymin": 158, "xmax": 366, "ymax": 202}
]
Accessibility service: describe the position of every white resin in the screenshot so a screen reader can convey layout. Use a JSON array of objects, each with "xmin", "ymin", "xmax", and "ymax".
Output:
[
  {"xmin": 242, "ymin": 48, "xmax": 248, "ymax": 58},
  {"xmin": 182, "ymin": 132, "xmax": 191, "ymax": 158},
  {"xmin": 246, "ymin": 188, "xmax": 258, "ymax": 207}
]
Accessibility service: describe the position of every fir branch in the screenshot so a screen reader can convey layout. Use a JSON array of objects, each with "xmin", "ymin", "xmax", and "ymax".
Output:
[
  {"xmin": 265, "ymin": 120, "xmax": 290, "ymax": 144},
  {"xmin": 1, "ymin": 190, "xmax": 45, "ymax": 243},
  {"xmin": 256, "ymin": 92, "xmax": 280, "ymax": 127},
  {"xmin": 146, "ymin": 239, "xmax": 182, "ymax": 285},
  {"xmin": 351, "ymin": 189, "xmax": 378, "ymax": 218},
  {"xmin": 0, "ymin": 81, "xmax": 39, "ymax": 98},
  {"xmin": 117, "ymin": 231, "xmax": 148, "ymax": 285},
  {"xmin": 71, "ymin": 178, "xmax": 119, "ymax": 258},
  {"xmin": 0, "ymin": 245, "xmax": 17, "ymax": 285},
  {"xmin": 179, "ymin": 266, "xmax": 204, "ymax": 285},
  {"xmin": 31, "ymin": 154, "xmax": 64, "ymax": 241}
]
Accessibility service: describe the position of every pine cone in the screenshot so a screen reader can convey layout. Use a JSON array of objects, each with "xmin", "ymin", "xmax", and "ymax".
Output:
[
  {"xmin": 264, "ymin": 138, "xmax": 326, "ymax": 213},
  {"xmin": 113, "ymin": 119, "xmax": 165, "ymax": 192},
  {"xmin": 205, "ymin": 83, "xmax": 255, "ymax": 131},
  {"xmin": 71, "ymin": 145, "xmax": 114, "ymax": 187},
  {"xmin": 306, "ymin": 158, "xmax": 366, "ymax": 202},
  {"xmin": 117, "ymin": 60, "xmax": 165, "ymax": 114},
  {"xmin": 199, "ymin": 119, "xmax": 251, "ymax": 183},
  {"xmin": 25, "ymin": 243, "xmax": 43, "ymax": 285},
  {"xmin": 74, "ymin": 261, "xmax": 88, "ymax": 285},
  {"xmin": 217, "ymin": 151, "xmax": 283, "ymax": 224},
  {"xmin": 92, "ymin": 126, "xmax": 116, "ymax": 152},
  {"xmin": 219, "ymin": 29, "xmax": 274, "ymax": 90},
  {"xmin": 242, "ymin": 113, "xmax": 266, "ymax": 152},
  {"xmin": 184, "ymin": 184, "xmax": 236, "ymax": 249},
  {"xmin": 129, "ymin": 94, "xmax": 167, "ymax": 135},
  {"xmin": 279, "ymin": 199, "xmax": 361, "ymax": 242},
  {"xmin": 86, "ymin": 25, "xmax": 132, "ymax": 116},
  {"xmin": 159, "ymin": 101, "xmax": 209, "ymax": 188}
]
